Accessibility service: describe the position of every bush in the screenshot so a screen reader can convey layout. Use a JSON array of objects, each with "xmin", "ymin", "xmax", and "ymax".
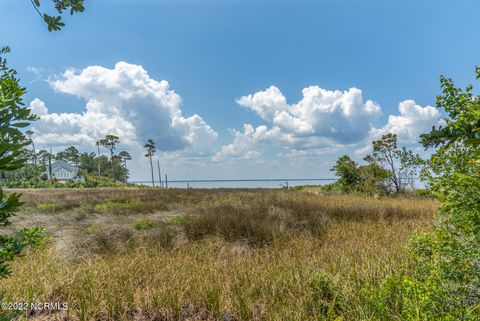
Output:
[
  {"xmin": 94, "ymin": 199, "xmax": 144, "ymax": 215},
  {"xmin": 370, "ymin": 67, "xmax": 480, "ymax": 320},
  {"xmin": 133, "ymin": 219, "xmax": 154, "ymax": 231},
  {"xmin": 80, "ymin": 224, "xmax": 175, "ymax": 255},
  {"xmin": 183, "ymin": 203, "xmax": 329, "ymax": 245},
  {"xmin": 413, "ymin": 188, "xmax": 434, "ymax": 198},
  {"xmin": 36, "ymin": 203, "xmax": 62, "ymax": 213},
  {"xmin": 306, "ymin": 272, "xmax": 342, "ymax": 319},
  {"xmin": 183, "ymin": 204, "xmax": 279, "ymax": 245},
  {"xmin": 139, "ymin": 224, "xmax": 175, "ymax": 249},
  {"xmin": 168, "ymin": 215, "xmax": 185, "ymax": 226}
]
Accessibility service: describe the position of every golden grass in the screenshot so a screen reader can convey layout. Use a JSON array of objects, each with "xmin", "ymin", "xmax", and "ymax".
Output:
[{"xmin": 0, "ymin": 188, "xmax": 437, "ymax": 321}]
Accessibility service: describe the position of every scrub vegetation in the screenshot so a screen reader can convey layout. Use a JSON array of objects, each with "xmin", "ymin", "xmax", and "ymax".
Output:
[{"xmin": 0, "ymin": 188, "xmax": 437, "ymax": 321}]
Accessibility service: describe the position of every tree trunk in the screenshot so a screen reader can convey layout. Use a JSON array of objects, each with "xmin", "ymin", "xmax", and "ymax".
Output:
[
  {"xmin": 387, "ymin": 152, "xmax": 400, "ymax": 194},
  {"xmin": 97, "ymin": 144, "xmax": 101, "ymax": 176},
  {"xmin": 124, "ymin": 160, "xmax": 128, "ymax": 183},
  {"xmin": 149, "ymin": 157, "xmax": 155, "ymax": 187},
  {"xmin": 110, "ymin": 150, "xmax": 115, "ymax": 181},
  {"xmin": 157, "ymin": 159, "xmax": 162, "ymax": 187},
  {"xmin": 31, "ymin": 139, "xmax": 37, "ymax": 167}
]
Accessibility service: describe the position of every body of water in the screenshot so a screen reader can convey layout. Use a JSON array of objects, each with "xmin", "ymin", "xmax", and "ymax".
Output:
[{"xmin": 130, "ymin": 178, "xmax": 337, "ymax": 189}]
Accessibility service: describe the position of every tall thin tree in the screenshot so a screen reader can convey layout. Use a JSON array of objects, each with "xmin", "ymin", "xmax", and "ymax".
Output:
[
  {"xmin": 99, "ymin": 135, "xmax": 120, "ymax": 181},
  {"xmin": 144, "ymin": 139, "xmax": 156, "ymax": 187},
  {"xmin": 118, "ymin": 151, "xmax": 132, "ymax": 183},
  {"xmin": 25, "ymin": 130, "xmax": 36, "ymax": 166},
  {"xmin": 95, "ymin": 140, "xmax": 101, "ymax": 176}
]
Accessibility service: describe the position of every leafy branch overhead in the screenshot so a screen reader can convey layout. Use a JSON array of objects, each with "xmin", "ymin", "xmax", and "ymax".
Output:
[
  {"xmin": 420, "ymin": 66, "xmax": 480, "ymax": 149},
  {"xmin": 30, "ymin": 0, "xmax": 85, "ymax": 31},
  {"xmin": 0, "ymin": 47, "xmax": 37, "ymax": 173}
]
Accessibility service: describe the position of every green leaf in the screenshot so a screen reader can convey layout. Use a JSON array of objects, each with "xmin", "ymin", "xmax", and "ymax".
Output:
[{"xmin": 11, "ymin": 122, "xmax": 30, "ymax": 128}]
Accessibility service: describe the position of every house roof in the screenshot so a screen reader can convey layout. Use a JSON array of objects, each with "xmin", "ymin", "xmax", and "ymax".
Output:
[{"xmin": 51, "ymin": 160, "xmax": 78, "ymax": 174}]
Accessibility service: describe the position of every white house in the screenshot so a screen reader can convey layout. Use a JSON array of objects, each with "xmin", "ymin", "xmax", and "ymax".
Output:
[{"xmin": 47, "ymin": 160, "xmax": 84, "ymax": 183}]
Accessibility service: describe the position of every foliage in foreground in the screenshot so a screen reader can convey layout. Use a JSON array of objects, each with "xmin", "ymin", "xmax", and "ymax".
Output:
[
  {"xmin": 0, "ymin": 48, "xmax": 46, "ymax": 279},
  {"xmin": 370, "ymin": 68, "xmax": 480, "ymax": 320}
]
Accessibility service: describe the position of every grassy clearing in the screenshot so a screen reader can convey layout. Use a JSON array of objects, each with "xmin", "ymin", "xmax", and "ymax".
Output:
[{"xmin": 0, "ymin": 188, "xmax": 437, "ymax": 320}]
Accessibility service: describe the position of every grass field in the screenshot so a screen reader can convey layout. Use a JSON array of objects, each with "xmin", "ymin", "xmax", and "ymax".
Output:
[{"xmin": 0, "ymin": 188, "xmax": 437, "ymax": 321}]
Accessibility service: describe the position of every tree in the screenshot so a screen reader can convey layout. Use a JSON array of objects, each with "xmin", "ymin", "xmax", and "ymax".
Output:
[
  {"xmin": 25, "ymin": 130, "xmax": 37, "ymax": 166},
  {"xmin": 95, "ymin": 140, "xmax": 102, "ymax": 176},
  {"xmin": 398, "ymin": 146, "xmax": 426, "ymax": 190},
  {"xmin": 144, "ymin": 139, "xmax": 156, "ymax": 187},
  {"xmin": 0, "ymin": 47, "xmax": 44, "ymax": 278},
  {"xmin": 78, "ymin": 152, "xmax": 96, "ymax": 175},
  {"xmin": 357, "ymin": 163, "xmax": 391, "ymax": 195},
  {"xmin": 330, "ymin": 155, "xmax": 391, "ymax": 195},
  {"xmin": 99, "ymin": 135, "xmax": 120, "ymax": 181},
  {"xmin": 29, "ymin": 0, "xmax": 85, "ymax": 31},
  {"xmin": 411, "ymin": 67, "xmax": 480, "ymax": 318},
  {"xmin": 56, "ymin": 146, "xmax": 80, "ymax": 166},
  {"xmin": 364, "ymin": 133, "xmax": 401, "ymax": 193},
  {"xmin": 118, "ymin": 151, "xmax": 132, "ymax": 183},
  {"xmin": 36, "ymin": 149, "xmax": 50, "ymax": 169},
  {"xmin": 0, "ymin": 0, "xmax": 84, "ymax": 282},
  {"xmin": 364, "ymin": 133, "xmax": 424, "ymax": 194},
  {"xmin": 330, "ymin": 155, "xmax": 360, "ymax": 192},
  {"xmin": 372, "ymin": 68, "xmax": 480, "ymax": 320},
  {"xmin": 420, "ymin": 67, "xmax": 480, "ymax": 149}
]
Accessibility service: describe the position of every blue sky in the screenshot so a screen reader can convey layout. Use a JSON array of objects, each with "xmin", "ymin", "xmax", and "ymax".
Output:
[{"xmin": 1, "ymin": 0, "xmax": 479, "ymax": 182}]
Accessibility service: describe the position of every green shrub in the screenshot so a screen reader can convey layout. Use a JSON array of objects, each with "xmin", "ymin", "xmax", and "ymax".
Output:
[
  {"xmin": 94, "ymin": 199, "xmax": 143, "ymax": 215},
  {"xmin": 413, "ymin": 188, "xmax": 434, "ymax": 198},
  {"xmin": 167, "ymin": 215, "xmax": 185, "ymax": 226},
  {"xmin": 306, "ymin": 272, "xmax": 342, "ymax": 319},
  {"xmin": 133, "ymin": 219, "xmax": 154, "ymax": 231},
  {"xmin": 36, "ymin": 203, "xmax": 62, "ymax": 213},
  {"xmin": 371, "ymin": 67, "xmax": 480, "ymax": 320}
]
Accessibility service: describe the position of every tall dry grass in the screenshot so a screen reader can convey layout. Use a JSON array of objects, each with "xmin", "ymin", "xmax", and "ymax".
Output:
[{"xmin": 0, "ymin": 188, "xmax": 437, "ymax": 320}]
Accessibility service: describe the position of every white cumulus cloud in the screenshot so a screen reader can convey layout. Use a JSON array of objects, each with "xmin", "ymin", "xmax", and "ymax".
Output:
[
  {"xmin": 217, "ymin": 85, "xmax": 382, "ymax": 159},
  {"xmin": 30, "ymin": 62, "xmax": 217, "ymax": 155},
  {"xmin": 29, "ymin": 98, "xmax": 48, "ymax": 116},
  {"xmin": 369, "ymin": 100, "xmax": 443, "ymax": 143},
  {"xmin": 354, "ymin": 100, "xmax": 444, "ymax": 156},
  {"xmin": 237, "ymin": 86, "xmax": 382, "ymax": 143},
  {"xmin": 213, "ymin": 124, "xmax": 263, "ymax": 161}
]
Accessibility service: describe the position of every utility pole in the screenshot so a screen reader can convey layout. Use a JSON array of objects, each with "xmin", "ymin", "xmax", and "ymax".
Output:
[
  {"xmin": 157, "ymin": 159, "xmax": 162, "ymax": 187},
  {"xmin": 165, "ymin": 174, "xmax": 168, "ymax": 188}
]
